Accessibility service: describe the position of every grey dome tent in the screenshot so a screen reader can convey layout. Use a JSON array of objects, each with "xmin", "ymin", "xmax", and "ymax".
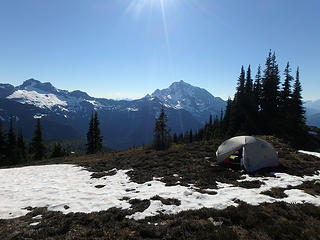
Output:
[{"xmin": 216, "ymin": 136, "xmax": 279, "ymax": 172}]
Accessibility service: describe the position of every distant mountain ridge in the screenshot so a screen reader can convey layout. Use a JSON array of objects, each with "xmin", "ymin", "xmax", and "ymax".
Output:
[
  {"xmin": 0, "ymin": 79, "xmax": 226, "ymax": 149},
  {"xmin": 305, "ymin": 100, "xmax": 320, "ymax": 128}
]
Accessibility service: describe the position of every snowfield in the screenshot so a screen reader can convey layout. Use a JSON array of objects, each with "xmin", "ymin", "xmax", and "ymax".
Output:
[
  {"xmin": 1, "ymin": 151, "xmax": 320, "ymax": 220},
  {"xmin": 7, "ymin": 90, "xmax": 67, "ymax": 109}
]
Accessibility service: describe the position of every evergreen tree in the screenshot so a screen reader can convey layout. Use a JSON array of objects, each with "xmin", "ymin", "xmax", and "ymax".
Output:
[
  {"xmin": 237, "ymin": 66, "xmax": 246, "ymax": 101},
  {"xmin": 153, "ymin": 105, "xmax": 171, "ymax": 150},
  {"xmin": 51, "ymin": 142, "xmax": 65, "ymax": 158},
  {"xmin": 17, "ymin": 129, "xmax": 26, "ymax": 162},
  {"xmin": 291, "ymin": 67, "xmax": 305, "ymax": 126},
  {"xmin": 178, "ymin": 133, "xmax": 184, "ymax": 143},
  {"xmin": 245, "ymin": 65, "xmax": 253, "ymax": 95},
  {"xmin": 31, "ymin": 119, "xmax": 45, "ymax": 160},
  {"xmin": 189, "ymin": 129, "xmax": 193, "ymax": 143},
  {"xmin": 228, "ymin": 66, "xmax": 246, "ymax": 135},
  {"xmin": 173, "ymin": 133, "xmax": 178, "ymax": 144},
  {"xmin": 0, "ymin": 121, "xmax": 6, "ymax": 166},
  {"xmin": 184, "ymin": 130, "xmax": 190, "ymax": 143},
  {"xmin": 86, "ymin": 113, "xmax": 94, "ymax": 154},
  {"xmin": 278, "ymin": 62, "xmax": 293, "ymax": 134},
  {"xmin": 86, "ymin": 111, "xmax": 103, "ymax": 154},
  {"xmin": 93, "ymin": 111, "xmax": 103, "ymax": 153},
  {"xmin": 260, "ymin": 50, "xmax": 280, "ymax": 134},
  {"xmin": 280, "ymin": 62, "xmax": 293, "ymax": 107},
  {"xmin": 242, "ymin": 65, "xmax": 256, "ymax": 134},
  {"xmin": 253, "ymin": 65, "xmax": 262, "ymax": 132},
  {"xmin": 6, "ymin": 118, "xmax": 17, "ymax": 164},
  {"xmin": 222, "ymin": 98, "xmax": 232, "ymax": 135}
]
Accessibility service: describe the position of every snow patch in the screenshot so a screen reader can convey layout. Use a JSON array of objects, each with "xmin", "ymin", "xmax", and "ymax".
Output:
[
  {"xmin": 30, "ymin": 222, "xmax": 40, "ymax": 226},
  {"xmin": 7, "ymin": 90, "xmax": 67, "ymax": 109},
  {"xmin": 299, "ymin": 150, "xmax": 320, "ymax": 158},
  {"xmin": 33, "ymin": 113, "xmax": 47, "ymax": 119},
  {"xmin": 1, "ymin": 164, "xmax": 320, "ymax": 220},
  {"xmin": 126, "ymin": 107, "xmax": 139, "ymax": 112}
]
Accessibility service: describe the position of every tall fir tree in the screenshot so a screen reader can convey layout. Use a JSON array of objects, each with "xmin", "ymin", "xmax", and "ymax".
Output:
[
  {"xmin": 173, "ymin": 133, "xmax": 178, "ymax": 144},
  {"xmin": 86, "ymin": 112, "xmax": 94, "ymax": 154},
  {"xmin": 86, "ymin": 111, "xmax": 103, "ymax": 154},
  {"xmin": 253, "ymin": 65, "xmax": 262, "ymax": 132},
  {"xmin": 245, "ymin": 65, "xmax": 253, "ymax": 95},
  {"xmin": 222, "ymin": 97, "xmax": 232, "ymax": 135},
  {"xmin": 6, "ymin": 118, "xmax": 17, "ymax": 164},
  {"xmin": 189, "ymin": 129, "xmax": 193, "ymax": 143},
  {"xmin": 51, "ymin": 142, "xmax": 66, "ymax": 158},
  {"xmin": 242, "ymin": 65, "xmax": 256, "ymax": 134},
  {"xmin": 93, "ymin": 111, "xmax": 103, "ymax": 153},
  {"xmin": 278, "ymin": 62, "xmax": 293, "ymax": 134},
  {"xmin": 17, "ymin": 128, "xmax": 26, "ymax": 162},
  {"xmin": 261, "ymin": 51, "xmax": 280, "ymax": 134},
  {"xmin": 0, "ymin": 121, "xmax": 6, "ymax": 166},
  {"xmin": 291, "ymin": 67, "xmax": 305, "ymax": 127},
  {"xmin": 153, "ymin": 105, "xmax": 171, "ymax": 150},
  {"xmin": 228, "ymin": 66, "xmax": 246, "ymax": 135},
  {"xmin": 31, "ymin": 119, "xmax": 45, "ymax": 160},
  {"xmin": 253, "ymin": 64, "xmax": 262, "ymax": 110},
  {"xmin": 280, "ymin": 62, "xmax": 293, "ymax": 107}
]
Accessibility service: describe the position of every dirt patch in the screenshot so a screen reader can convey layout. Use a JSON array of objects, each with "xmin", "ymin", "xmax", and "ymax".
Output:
[
  {"xmin": 1, "ymin": 202, "xmax": 320, "ymax": 239},
  {"xmin": 293, "ymin": 180, "xmax": 320, "ymax": 196},
  {"xmin": 261, "ymin": 187, "xmax": 288, "ymax": 198},
  {"xmin": 150, "ymin": 195, "xmax": 181, "ymax": 206},
  {"xmin": 235, "ymin": 180, "xmax": 265, "ymax": 188},
  {"xmin": 128, "ymin": 199, "xmax": 151, "ymax": 214}
]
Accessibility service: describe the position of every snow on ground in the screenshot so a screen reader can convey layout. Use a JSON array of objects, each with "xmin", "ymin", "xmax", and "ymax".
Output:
[
  {"xmin": 1, "ymin": 161, "xmax": 320, "ymax": 220},
  {"xmin": 298, "ymin": 150, "xmax": 320, "ymax": 158}
]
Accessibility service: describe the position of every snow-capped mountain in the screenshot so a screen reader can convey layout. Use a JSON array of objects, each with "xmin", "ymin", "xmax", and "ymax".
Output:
[
  {"xmin": 0, "ymin": 79, "xmax": 226, "ymax": 149},
  {"xmin": 151, "ymin": 80, "xmax": 226, "ymax": 118}
]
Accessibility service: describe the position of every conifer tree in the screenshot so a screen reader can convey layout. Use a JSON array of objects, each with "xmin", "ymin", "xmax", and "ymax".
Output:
[
  {"xmin": 261, "ymin": 51, "xmax": 280, "ymax": 134},
  {"xmin": 178, "ymin": 133, "xmax": 184, "ymax": 143},
  {"xmin": 245, "ymin": 65, "xmax": 253, "ymax": 95},
  {"xmin": 291, "ymin": 67, "xmax": 305, "ymax": 126},
  {"xmin": 93, "ymin": 111, "xmax": 103, "ymax": 153},
  {"xmin": 86, "ymin": 112, "xmax": 94, "ymax": 154},
  {"xmin": 189, "ymin": 129, "xmax": 193, "ymax": 143},
  {"xmin": 6, "ymin": 118, "xmax": 17, "ymax": 164},
  {"xmin": 280, "ymin": 62, "xmax": 293, "ymax": 107},
  {"xmin": 0, "ymin": 121, "xmax": 6, "ymax": 166},
  {"xmin": 51, "ymin": 142, "xmax": 65, "ymax": 158},
  {"xmin": 86, "ymin": 111, "xmax": 103, "ymax": 154},
  {"xmin": 153, "ymin": 105, "xmax": 171, "ymax": 150},
  {"xmin": 173, "ymin": 133, "xmax": 178, "ymax": 144},
  {"xmin": 237, "ymin": 66, "xmax": 246, "ymax": 101},
  {"xmin": 222, "ymin": 98, "xmax": 232, "ymax": 135},
  {"xmin": 278, "ymin": 62, "xmax": 293, "ymax": 134},
  {"xmin": 31, "ymin": 119, "xmax": 45, "ymax": 160},
  {"xmin": 242, "ymin": 65, "xmax": 256, "ymax": 134},
  {"xmin": 253, "ymin": 65, "xmax": 262, "ymax": 111},
  {"xmin": 17, "ymin": 129, "xmax": 26, "ymax": 162},
  {"xmin": 228, "ymin": 66, "xmax": 246, "ymax": 135}
]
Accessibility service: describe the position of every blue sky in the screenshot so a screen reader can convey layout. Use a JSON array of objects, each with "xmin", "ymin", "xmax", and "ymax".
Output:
[{"xmin": 0, "ymin": 0, "xmax": 319, "ymax": 100}]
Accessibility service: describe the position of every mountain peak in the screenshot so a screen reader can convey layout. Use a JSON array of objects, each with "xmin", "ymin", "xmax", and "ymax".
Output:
[
  {"xmin": 21, "ymin": 78, "xmax": 41, "ymax": 87},
  {"xmin": 18, "ymin": 79, "xmax": 59, "ymax": 95},
  {"xmin": 151, "ymin": 80, "xmax": 226, "ymax": 114}
]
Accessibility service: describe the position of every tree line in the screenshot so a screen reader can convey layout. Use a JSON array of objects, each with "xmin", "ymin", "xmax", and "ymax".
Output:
[
  {"xmin": 157, "ymin": 51, "xmax": 316, "ymax": 149},
  {"xmin": 0, "ymin": 118, "xmax": 73, "ymax": 166}
]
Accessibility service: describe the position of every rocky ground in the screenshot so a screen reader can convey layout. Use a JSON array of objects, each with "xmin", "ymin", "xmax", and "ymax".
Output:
[{"xmin": 1, "ymin": 136, "xmax": 320, "ymax": 239}]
